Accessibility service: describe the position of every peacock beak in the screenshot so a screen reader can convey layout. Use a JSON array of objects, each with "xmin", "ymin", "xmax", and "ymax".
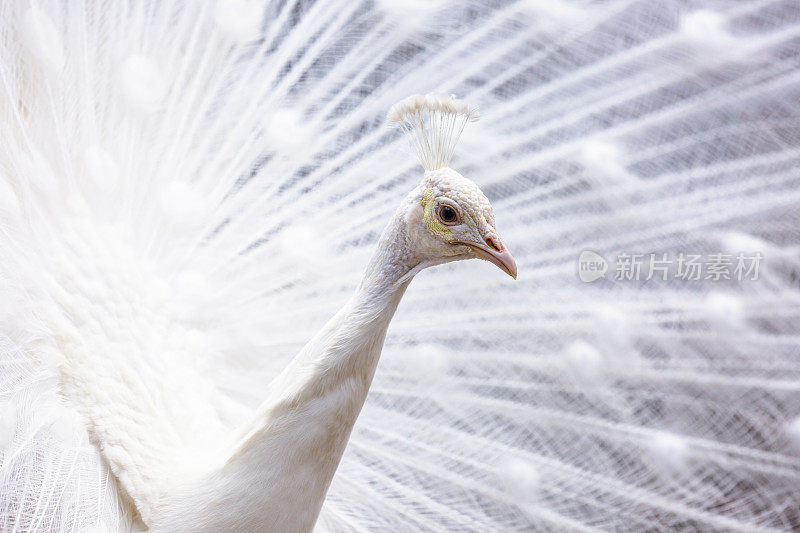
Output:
[{"xmin": 463, "ymin": 232, "xmax": 517, "ymax": 279}]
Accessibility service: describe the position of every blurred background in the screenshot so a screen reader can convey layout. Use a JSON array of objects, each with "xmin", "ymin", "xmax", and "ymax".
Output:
[{"xmin": 3, "ymin": 0, "xmax": 800, "ymax": 530}]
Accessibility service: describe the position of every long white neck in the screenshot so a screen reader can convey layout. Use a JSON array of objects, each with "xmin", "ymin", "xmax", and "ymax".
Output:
[{"xmin": 154, "ymin": 208, "xmax": 418, "ymax": 532}]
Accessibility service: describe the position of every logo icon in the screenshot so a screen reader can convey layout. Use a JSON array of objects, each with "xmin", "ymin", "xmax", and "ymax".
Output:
[{"xmin": 578, "ymin": 250, "xmax": 608, "ymax": 282}]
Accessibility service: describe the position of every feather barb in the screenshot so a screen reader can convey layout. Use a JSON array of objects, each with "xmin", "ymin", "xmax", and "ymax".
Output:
[{"xmin": 387, "ymin": 94, "xmax": 478, "ymax": 171}]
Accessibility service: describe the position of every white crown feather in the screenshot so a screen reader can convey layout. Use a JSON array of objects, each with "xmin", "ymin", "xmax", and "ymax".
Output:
[{"xmin": 387, "ymin": 93, "xmax": 479, "ymax": 171}]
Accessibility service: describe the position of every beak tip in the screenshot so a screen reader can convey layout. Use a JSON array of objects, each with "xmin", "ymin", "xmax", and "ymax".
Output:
[
  {"xmin": 460, "ymin": 238, "xmax": 518, "ymax": 280},
  {"xmin": 507, "ymin": 262, "xmax": 518, "ymax": 280}
]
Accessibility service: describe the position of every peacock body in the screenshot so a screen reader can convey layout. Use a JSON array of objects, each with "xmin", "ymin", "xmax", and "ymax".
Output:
[{"xmin": 2, "ymin": 0, "xmax": 800, "ymax": 531}]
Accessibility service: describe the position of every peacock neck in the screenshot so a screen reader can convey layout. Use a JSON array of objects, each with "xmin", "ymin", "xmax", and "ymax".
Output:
[
  {"xmin": 155, "ymin": 211, "xmax": 416, "ymax": 532},
  {"xmin": 360, "ymin": 203, "xmax": 419, "ymax": 294}
]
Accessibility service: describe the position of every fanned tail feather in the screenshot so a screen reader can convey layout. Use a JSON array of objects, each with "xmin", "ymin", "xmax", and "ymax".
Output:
[{"xmin": 1, "ymin": 0, "xmax": 800, "ymax": 531}]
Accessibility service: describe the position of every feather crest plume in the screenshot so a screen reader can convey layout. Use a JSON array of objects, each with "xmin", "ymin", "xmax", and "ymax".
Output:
[{"xmin": 387, "ymin": 93, "xmax": 478, "ymax": 171}]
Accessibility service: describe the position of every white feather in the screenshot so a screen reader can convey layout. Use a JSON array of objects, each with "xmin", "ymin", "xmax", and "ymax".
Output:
[
  {"xmin": 387, "ymin": 93, "xmax": 478, "ymax": 171},
  {"xmin": 20, "ymin": 7, "xmax": 63, "ymax": 73},
  {"xmin": 1, "ymin": 0, "xmax": 800, "ymax": 531}
]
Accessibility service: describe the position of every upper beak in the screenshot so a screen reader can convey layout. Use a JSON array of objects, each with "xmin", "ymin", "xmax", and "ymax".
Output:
[{"xmin": 463, "ymin": 233, "xmax": 517, "ymax": 279}]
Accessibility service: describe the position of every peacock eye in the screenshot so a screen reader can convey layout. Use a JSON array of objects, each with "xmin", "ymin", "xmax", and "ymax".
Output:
[{"xmin": 436, "ymin": 203, "xmax": 460, "ymax": 225}]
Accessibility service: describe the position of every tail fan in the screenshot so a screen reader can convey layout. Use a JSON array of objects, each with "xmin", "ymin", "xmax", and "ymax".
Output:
[{"xmin": 1, "ymin": 1, "xmax": 800, "ymax": 531}]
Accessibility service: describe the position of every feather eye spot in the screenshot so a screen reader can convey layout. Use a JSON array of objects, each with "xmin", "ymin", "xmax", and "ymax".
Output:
[
  {"xmin": 118, "ymin": 55, "xmax": 167, "ymax": 112},
  {"xmin": 21, "ymin": 7, "xmax": 64, "ymax": 72}
]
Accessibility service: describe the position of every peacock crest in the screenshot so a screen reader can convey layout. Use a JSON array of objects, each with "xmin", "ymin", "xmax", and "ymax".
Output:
[{"xmin": 387, "ymin": 93, "xmax": 478, "ymax": 171}]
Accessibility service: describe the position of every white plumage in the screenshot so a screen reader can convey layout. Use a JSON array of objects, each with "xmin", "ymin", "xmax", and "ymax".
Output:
[{"xmin": 2, "ymin": 0, "xmax": 800, "ymax": 531}]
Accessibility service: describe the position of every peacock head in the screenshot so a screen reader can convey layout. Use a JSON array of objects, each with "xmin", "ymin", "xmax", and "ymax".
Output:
[
  {"xmin": 388, "ymin": 94, "xmax": 517, "ymax": 279},
  {"xmin": 401, "ymin": 167, "xmax": 517, "ymax": 278}
]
